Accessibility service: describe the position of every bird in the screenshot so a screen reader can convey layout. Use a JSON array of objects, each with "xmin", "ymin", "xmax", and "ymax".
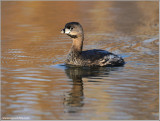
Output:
[{"xmin": 61, "ymin": 22, "xmax": 125, "ymax": 67}]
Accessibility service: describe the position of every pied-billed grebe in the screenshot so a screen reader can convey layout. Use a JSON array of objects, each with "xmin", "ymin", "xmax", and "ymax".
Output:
[{"xmin": 61, "ymin": 22, "xmax": 125, "ymax": 67}]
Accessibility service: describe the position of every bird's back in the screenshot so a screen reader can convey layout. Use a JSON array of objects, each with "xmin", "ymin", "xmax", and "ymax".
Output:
[{"xmin": 65, "ymin": 49, "xmax": 125, "ymax": 67}]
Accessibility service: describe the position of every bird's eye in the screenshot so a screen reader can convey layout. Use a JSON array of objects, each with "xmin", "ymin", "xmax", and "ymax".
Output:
[{"xmin": 70, "ymin": 27, "xmax": 73, "ymax": 30}]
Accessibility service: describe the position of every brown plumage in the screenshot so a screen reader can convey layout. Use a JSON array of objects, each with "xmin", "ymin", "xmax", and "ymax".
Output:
[{"xmin": 61, "ymin": 22, "xmax": 125, "ymax": 67}]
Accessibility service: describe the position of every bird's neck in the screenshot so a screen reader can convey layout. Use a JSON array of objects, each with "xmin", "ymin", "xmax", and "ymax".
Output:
[{"xmin": 70, "ymin": 34, "xmax": 84, "ymax": 55}]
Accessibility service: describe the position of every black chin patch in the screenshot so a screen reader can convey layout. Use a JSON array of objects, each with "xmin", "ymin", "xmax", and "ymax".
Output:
[{"xmin": 67, "ymin": 34, "xmax": 78, "ymax": 38}]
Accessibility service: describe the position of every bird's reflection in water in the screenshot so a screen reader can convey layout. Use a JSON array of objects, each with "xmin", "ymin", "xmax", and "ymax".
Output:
[{"xmin": 63, "ymin": 65, "xmax": 121, "ymax": 113}]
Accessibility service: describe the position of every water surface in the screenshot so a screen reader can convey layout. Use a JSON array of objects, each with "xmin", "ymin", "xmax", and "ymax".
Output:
[{"xmin": 1, "ymin": 1, "xmax": 159, "ymax": 120}]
